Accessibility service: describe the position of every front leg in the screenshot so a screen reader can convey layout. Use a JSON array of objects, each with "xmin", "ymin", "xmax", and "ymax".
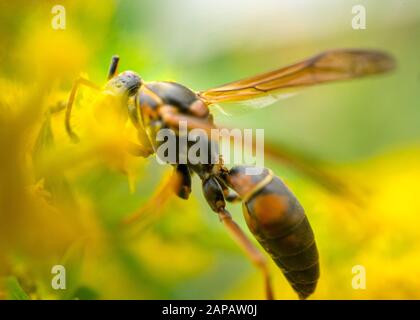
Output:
[
  {"xmin": 126, "ymin": 99, "xmax": 154, "ymax": 158},
  {"xmin": 65, "ymin": 77, "xmax": 101, "ymax": 142}
]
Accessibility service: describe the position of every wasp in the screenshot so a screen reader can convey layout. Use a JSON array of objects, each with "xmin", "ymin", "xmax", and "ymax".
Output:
[{"xmin": 64, "ymin": 49, "xmax": 395, "ymax": 299}]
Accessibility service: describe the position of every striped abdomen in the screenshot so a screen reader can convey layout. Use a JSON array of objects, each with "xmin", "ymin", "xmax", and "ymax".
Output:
[{"xmin": 225, "ymin": 167, "xmax": 320, "ymax": 299}]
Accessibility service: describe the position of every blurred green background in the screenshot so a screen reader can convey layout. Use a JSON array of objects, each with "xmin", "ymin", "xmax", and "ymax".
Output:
[{"xmin": 0, "ymin": 0, "xmax": 420, "ymax": 299}]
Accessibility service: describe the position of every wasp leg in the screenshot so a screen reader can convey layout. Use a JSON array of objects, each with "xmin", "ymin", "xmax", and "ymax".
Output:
[
  {"xmin": 107, "ymin": 55, "xmax": 120, "ymax": 80},
  {"xmin": 174, "ymin": 164, "xmax": 192, "ymax": 199},
  {"xmin": 127, "ymin": 100, "xmax": 155, "ymax": 156},
  {"xmin": 224, "ymin": 191, "xmax": 240, "ymax": 203},
  {"xmin": 121, "ymin": 167, "xmax": 184, "ymax": 226},
  {"xmin": 216, "ymin": 177, "xmax": 241, "ymax": 203},
  {"xmin": 218, "ymin": 208, "xmax": 274, "ymax": 300},
  {"xmin": 65, "ymin": 77, "xmax": 101, "ymax": 142},
  {"xmin": 201, "ymin": 178, "xmax": 273, "ymax": 299}
]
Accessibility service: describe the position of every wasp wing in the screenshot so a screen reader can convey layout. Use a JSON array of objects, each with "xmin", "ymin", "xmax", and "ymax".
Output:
[
  {"xmin": 198, "ymin": 49, "xmax": 395, "ymax": 107},
  {"xmin": 212, "ymin": 91, "xmax": 297, "ymax": 116}
]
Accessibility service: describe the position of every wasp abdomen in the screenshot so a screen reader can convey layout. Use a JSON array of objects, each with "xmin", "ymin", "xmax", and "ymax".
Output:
[{"xmin": 225, "ymin": 166, "xmax": 320, "ymax": 299}]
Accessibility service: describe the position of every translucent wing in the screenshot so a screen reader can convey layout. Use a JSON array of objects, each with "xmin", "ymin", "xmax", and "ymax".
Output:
[
  {"xmin": 198, "ymin": 49, "xmax": 395, "ymax": 107},
  {"xmin": 212, "ymin": 91, "xmax": 297, "ymax": 116}
]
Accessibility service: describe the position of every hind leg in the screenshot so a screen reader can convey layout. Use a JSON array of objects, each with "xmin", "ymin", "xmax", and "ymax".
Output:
[
  {"xmin": 218, "ymin": 209, "xmax": 274, "ymax": 300},
  {"xmin": 201, "ymin": 177, "xmax": 274, "ymax": 299},
  {"xmin": 216, "ymin": 177, "xmax": 241, "ymax": 203}
]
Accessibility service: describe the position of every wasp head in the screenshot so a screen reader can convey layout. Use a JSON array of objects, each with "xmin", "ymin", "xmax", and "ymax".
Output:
[{"xmin": 104, "ymin": 71, "xmax": 142, "ymax": 97}]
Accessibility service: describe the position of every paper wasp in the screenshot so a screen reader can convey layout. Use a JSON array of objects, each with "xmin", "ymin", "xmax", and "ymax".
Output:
[{"xmin": 64, "ymin": 49, "xmax": 394, "ymax": 299}]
